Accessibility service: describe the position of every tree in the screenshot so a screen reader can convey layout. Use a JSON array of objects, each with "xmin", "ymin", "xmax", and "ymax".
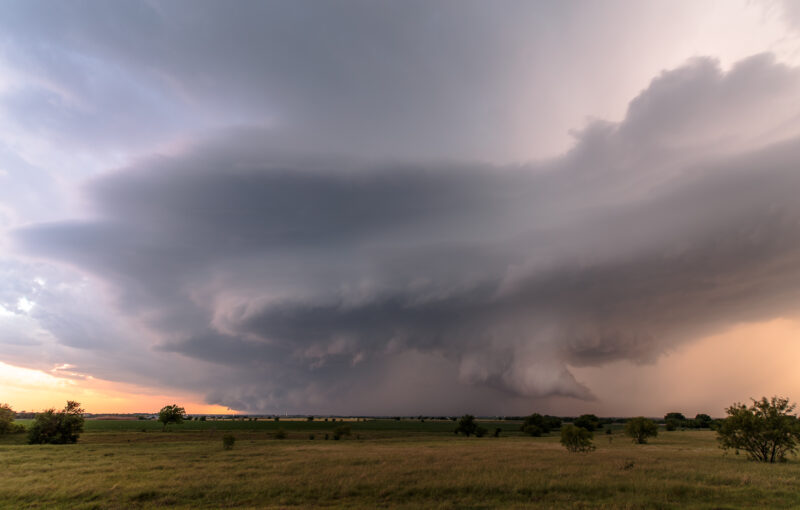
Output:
[
  {"xmin": 625, "ymin": 417, "xmax": 658, "ymax": 444},
  {"xmin": 574, "ymin": 414, "xmax": 601, "ymax": 432},
  {"xmin": 664, "ymin": 412, "xmax": 686, "ymax": 422},
  {"xmin": 560, "ymin": 424, "xmax": 595, "ymax": 452},
  {"xmin": 521, "ymin": 413, "xmax": 548, "ymax": 436},
  {"xmin": 27, "ymin": 401, "xmax": 85, "ymax": 444},
  {"xmin": 0, "ymin": 403, "xmax": 24, "ymax": 434},
  {"xmin": 455, "ymin": 414, "xmax": 481, "ymax": 437},
  {"xmin": 158, "ymin": 404, "xmax": 186, "ymax": 431},
  {"xmin": 521, "ymin": 413, "xmax": 561, "ymax": 436},
  {"xmin": 717, "ymin": 396, "xmax": 800, "ymax": 463},
  {"xmin": 694, "ymin": 413, "xmax": 713, "ymax": 429}
]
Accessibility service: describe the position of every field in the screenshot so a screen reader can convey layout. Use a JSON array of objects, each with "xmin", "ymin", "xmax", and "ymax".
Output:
[{"xmin": 1, "ymin": 419, "xmax": 799, "ymax": 509}]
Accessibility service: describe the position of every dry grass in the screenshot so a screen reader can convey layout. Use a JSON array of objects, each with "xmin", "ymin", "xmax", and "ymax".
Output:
[{"xmin": 1, "ymin": 427, "xmax": 798, "ymax": 508}]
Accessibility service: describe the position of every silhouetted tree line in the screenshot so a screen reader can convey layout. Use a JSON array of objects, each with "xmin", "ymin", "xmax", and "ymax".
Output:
[{"xmin": 663, "ymin": 412, "xmax": 717, "ymax": 430}]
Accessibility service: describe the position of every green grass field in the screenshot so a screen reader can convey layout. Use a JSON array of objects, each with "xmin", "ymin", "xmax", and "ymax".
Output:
[{"xmin": 1, "ymin": 420, "xmax": 799, "ymax": 509}]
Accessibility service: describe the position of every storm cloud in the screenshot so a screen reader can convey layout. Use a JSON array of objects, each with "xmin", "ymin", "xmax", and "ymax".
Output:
[{"xmin": 13, "ymin": 52, "xmax": 800, "ymax": 412}]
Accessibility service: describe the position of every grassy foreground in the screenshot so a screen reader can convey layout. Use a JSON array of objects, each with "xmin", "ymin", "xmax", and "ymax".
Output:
[{"xmin": 1, "ymin": 421, "xmax": 799, "ymax": 509}]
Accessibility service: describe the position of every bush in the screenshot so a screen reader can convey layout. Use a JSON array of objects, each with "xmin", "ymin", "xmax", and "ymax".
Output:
[
  {"xmin": 27, "ymin": 401, "xmax": 85, "ymax": 444},
  {"xmin": 717, "ymin": 396, "xmax": 800, "ymax": 463},
  {"xmin": 665, "ymin": 419, "xmax": 679, "ymax": 431},
  {"xmin": 222, "ymin": 434, "xmax": 235, "ymax": 450},
  {"xmin": 274, "ymin": 428, "xmax": 287, "ymax": 439},
  {"xmin": 333, "ymin": 425, "xmax": 351, "ymax": 440},
  {"xmin": 560, "ymin": 424, "xmax": 595, "ymax": 452},
  {"xmin": 625, "ymin": 417, "xmax": 658, "ymax": 444},
  {"xmin": 455, "ymin": 415, "xmax": 481, "ymax": 437}
]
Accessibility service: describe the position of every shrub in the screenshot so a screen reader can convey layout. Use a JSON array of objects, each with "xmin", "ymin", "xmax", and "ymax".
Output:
[
  {"xmin": 717, "ymin": 396, "xmax": 800, "ymax": 463},
  {"xmin": 274, "ymin": 428, "xmax": 287, "ymax": 439},
  {"xmin": 27, "ymin": 401, "xmax": 85, "ymax": 444},
  {"xmin": 455, "ymin": 415, "xmax": 479, "ymax": 437},
  {"xmin": 474, "ymin": 426, "xmax": 488, "ymax": 437},
  {"xmin": 560, "ymin": 424, "xmax": 595, "ymax": 452},
  {"xmin": 493, "ymin": 427, "xmax": 502, "ymax": 437},
  {"xmin": 625, "ymin": 417, "xmax": 658, "ymax": 444},
  {"xmin": 333, "ymin": 425, "xmax": 351, "ymax": 440},
  {"xmin": 665, "ymin": 419, "xmax": 679, "ymax": 431},
  {"xmin": 309, "ymin": 433, "xmax": 315, "ymax": 440},
  {"xmin": 222, "ymin": 434, "xmax": 235, "ymax": 450}
]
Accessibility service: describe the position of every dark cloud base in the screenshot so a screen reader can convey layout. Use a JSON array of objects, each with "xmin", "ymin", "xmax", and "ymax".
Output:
[{"xmin": 14, "ymin": 55, "xmax": 800, "ymax": 413}]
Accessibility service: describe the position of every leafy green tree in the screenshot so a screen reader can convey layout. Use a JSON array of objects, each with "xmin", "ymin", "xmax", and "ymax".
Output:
[
  {"xmin": 158, "ymin": 404, "xmax": 186, "ymax": 431},
  {"xmin": 574, "ymin": 414, "xmax": 601, "ymax": 432},
  {"xmin": 664, "ymin": 412, "xmax": 686, "ymax": 422},
  {"xmin": 27, "ymin": 401, "xmax": 85, "ymax": 444},
  {"xmin": 0, "ymin": 403, "xmax": 25, "ymax": 434},
  {"xmin": 560, "ymin": 424, "xmax": 595, "ymax": 452},
  {"xmin": 665, "ymin": 419, "xmax": 680, "ymax": 431},
  {"xmin": 521, "ymin": 413, "xmax": 549, "ymax": 436},
  {"xmin": 694, "ymin": 413, "xmax": 713, "ymax": 428},
  {"xmin": 625, "ymin": 417, "xmax": 658, "ymax": 444},
  {"xmin": 717, "ymin": 396, "xmax": 800, "ymax": 463}
]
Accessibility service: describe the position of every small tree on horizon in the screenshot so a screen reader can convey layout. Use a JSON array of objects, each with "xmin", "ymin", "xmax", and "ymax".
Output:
[
  {"xmin": 574, "ymin": 414, "xmax": 601, "ymax": 432},
  {"xmin": 454, "ymin": 415, "xmax": 486, "ymax": 437},
  {"xmin": 158, "ymin": 404, "xmax": 186, "ymax": 431},
  {"xmin": 717, "ymin": 396, "xmax": 800, "ymax": 463},
  {"xmin": 625, "ymin": 417, "xmax": 658, "ymax": 444}
]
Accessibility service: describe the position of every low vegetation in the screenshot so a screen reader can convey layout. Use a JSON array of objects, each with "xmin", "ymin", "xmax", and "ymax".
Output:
[
  {"xmin": 3, "ymin": 396, "xmax": 800, "ymax": 507},
  {"xmin": 559, "ymin": 424, "xmax": 595, "ymax": 452},
  {"xmin": 221, "ymin": 434, "xmax": 235, "ymax": 450},
  {"xmin": 27, "ymin": 401, "xmax": 85, "ymax": 445}
]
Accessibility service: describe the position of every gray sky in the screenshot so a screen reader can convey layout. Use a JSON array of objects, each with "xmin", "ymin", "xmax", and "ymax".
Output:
[{"xmin": 2, "ymin": 0, "xmax": 800, "ymax": 415}]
